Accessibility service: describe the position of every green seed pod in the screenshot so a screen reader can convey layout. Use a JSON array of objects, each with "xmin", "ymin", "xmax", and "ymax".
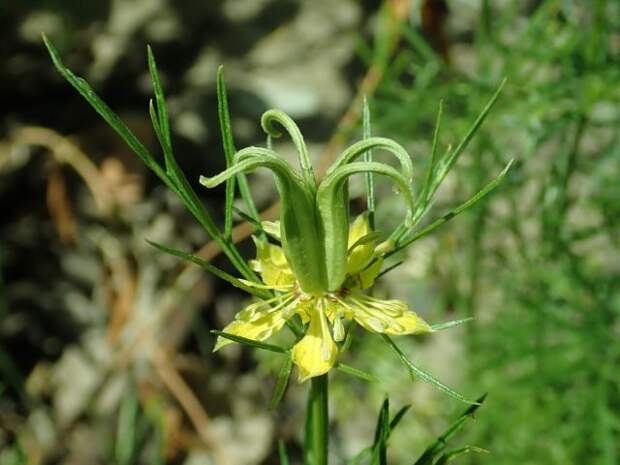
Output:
[
  {"xmin": 200, "ymin": 147, "xmax": 327, "ymax": 294},
  {"xmin": 202, "ymin": 111, "xmax": 416, "ymax": 295}
]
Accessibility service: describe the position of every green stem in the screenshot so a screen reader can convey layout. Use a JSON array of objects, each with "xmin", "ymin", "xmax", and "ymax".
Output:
[{"xmin": 306, "ymin": 374, "xmax": 329, "ymax": 465}]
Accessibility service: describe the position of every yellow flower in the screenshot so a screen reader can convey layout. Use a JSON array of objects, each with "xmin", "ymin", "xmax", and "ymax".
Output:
[{"xmin": 215, "ymin": 214, "xmax": 432, "ymax": 382}]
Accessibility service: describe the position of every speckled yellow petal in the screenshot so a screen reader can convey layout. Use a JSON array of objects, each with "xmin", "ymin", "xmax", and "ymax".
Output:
[
  {"xmin": 347, "ymin": 294, "xmax": 432, "ymax": 335},
  {"xmin": 214, "ymin": 309, "xmax": 287, "ymax": 351},
  {"xmin": 291, "ymin": 303, "xmax": 338, "ymax": 382}
]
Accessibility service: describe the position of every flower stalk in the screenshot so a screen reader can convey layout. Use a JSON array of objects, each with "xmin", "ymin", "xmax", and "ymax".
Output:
[{"xmin": 307, "ymin": 374, "xmax": 329, "ymax": 465}]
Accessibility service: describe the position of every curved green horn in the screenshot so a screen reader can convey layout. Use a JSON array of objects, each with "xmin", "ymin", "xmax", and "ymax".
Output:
[
  {"xmin": 200, "ymin": 147, "xmax": 301, "ymax": 188},
  {"xmin": 317, "ymin": 161, "xmax": 415, "ymax": 291},
  {"xmin": 327, "ymin": 137, "xmax": 414, "ymax": 182},
  {"xmin": 261, "ymin": 110, "xmax": 316, "ymax": 190}
]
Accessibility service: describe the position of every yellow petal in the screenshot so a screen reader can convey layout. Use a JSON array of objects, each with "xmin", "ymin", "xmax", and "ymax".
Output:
[
  {"xmin": 348, "ymin": 213, "xmax": 371, "ymax": 247},
  {"xmin": 347, "ymin": 294, "xmax": 432, "ymax": 335},
  {"xmin": 214, "ymin": 309, "xmax": 287, "ymax": 351},
  {"xmin": 347, "ymin": 214, "xmax": 378, "ymax": 276},
  {"xmin": 343, "ymin": 256, "xmax": 383, "ymax": 290},
  {"xmin": 291, "ymin": 302, "xmax": 338, "ymax": 382},
  {"xmin": 261, "ymin": 220, "xmax": 281, "ymax": 241},
  {"xmin": 251, "ymin": 237, "xmax": 296, "ymax": 287}
]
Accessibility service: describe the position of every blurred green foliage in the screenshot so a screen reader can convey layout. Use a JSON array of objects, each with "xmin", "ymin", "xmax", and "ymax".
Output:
[{"xmin": 366, "ymin": 1, "xmax": 620, "ymax": 464}]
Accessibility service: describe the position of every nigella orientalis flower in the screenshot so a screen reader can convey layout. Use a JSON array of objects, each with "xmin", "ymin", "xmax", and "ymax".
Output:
[{"xmin": 200, "ymin": 110, "xmax": 432, "ymax": 381}]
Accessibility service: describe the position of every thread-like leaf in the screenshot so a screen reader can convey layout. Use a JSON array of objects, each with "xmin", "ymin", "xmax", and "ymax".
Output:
[
  {"xmin": 363, "ymin": 96, "xmax": 376, "ymax": 228},
  {"xmin": 437, "ymin": 78, "xmax": 507, "ymax": 183},
  {"xmin": 211, "ymin": 330, "xmax": 288, "ymax": 353},
  {"xmin": 115, "ymin": 391, "xmax": 139, "ymax": 465},
  {"xmin": 431, "ymin": 318, "xmax": 474, "ymax": 331},
  {"xmin": 394, "ymin": 160, "xmax": 514, "ymax": 253},
  {"xmin": 216, "ymin": 65, "xmax": 237, "ymax": 239},
  {"xmin": 413, "ymin": 394, "xmax": 487, "ymax": 465},
  {"xmin": 146, "ymin": 240, "xmax": 268, "ymax": 299},
  {"xmin": 278, "ymin": 440, "xmax": 291, "ymax": 465},
  {"xmin": 382, "ymin": 335, "xmax": 478, "ymax": 404},
  {"xmin": 270, "ymin": 355, "xmax": 294, "ymax": 410},
  {"xmin": 43, "ymin": 35, "xmax": 165, "ymax": 178},
  {"xmin": 336, "ymin": 363, "xmax": 380, "ymax": 383},
  {"xmin": 147, "ymin": 45, "xmax": 171, "ymax": 151}
]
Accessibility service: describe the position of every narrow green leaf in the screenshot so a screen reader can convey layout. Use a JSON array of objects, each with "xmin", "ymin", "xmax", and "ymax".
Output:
[
  {"xmin": 278, "ymin": 440, "xmax": 291, "ymax": 465},
  {"xmin": 215, "ymin": 67, "xmax": 259, "ymax": 233},
  {"xmin": 389, "ymin": 405, "xmax": 411, "ymax": 431},
  {"xmin": 414, "ymin": 100, "xmax": 444, "ymax": 225},
  {"xmin": 363, "ymin": 96, "xmax": 376, "ymax": 228},
  {"xmin": 147, "ymin": 45, "xmax": 171, "ymax": 150},
  {"xmin": 233, "ymin": 206, "xmax": 265, "ymax": 233},
  {"xmin": 438, "ymin": 78, "xmax": 507, "ymax": 180},
  {"xmin": 340, "ymin": 323, "xmax": 355, "ymax": 353},
  {"xmin": 146, "ymin": 239, "xmax": 269, "ymax": 299},
  {"xmin": 148, "ymin": 99, "xmax": 182, "ymax": 192},
  {"xmin": 211, "ymin": 330, "xmax": 288, "ymax": 353},
  {"xmin": 336, "ymin": 363, "xmax": 380, "ymax": 383},
  {"xmin": 116, "ymin": 390, "xmax": 139, "ymax": 465},
  {"xmin": 376, "ymin": 260, "xmax": 405, "ymax": 280},
  {"xmin": 217, "ymin": 65, "xmax": 238, "ymax": 239},
  {"xmin": 435, "ymin": 446, "xmax": 489, "ymax": 464},
  {"xmin": 371, "ymin": 399, "xmax": 390, "ymax": 465},
  {"xmin": 43, "ymin": 34, "xmax": 165, "ymax": 178},
  {"xmin": 382, "ymin": 335, "xmax": 478, "ymax": 404},
  {"xmin": 431, "ymin": 318, "xmax": 474, "ymax": 331},
  {"xmin": 394, "ymin": 160, "xmax": 514, "ymax": 253},
  {"xmin": 413, "ymin": 394, "xmax": 487, "ymax": 465},
  {"xmin": 270, "ymin": 355, "xmax": 294, "ymax": 410}
]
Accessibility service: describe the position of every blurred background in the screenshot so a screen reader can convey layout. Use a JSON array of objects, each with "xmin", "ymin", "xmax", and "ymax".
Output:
[{"xmin": 1, "ymin": 0, "xmax": 619, "ymax": 464}]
